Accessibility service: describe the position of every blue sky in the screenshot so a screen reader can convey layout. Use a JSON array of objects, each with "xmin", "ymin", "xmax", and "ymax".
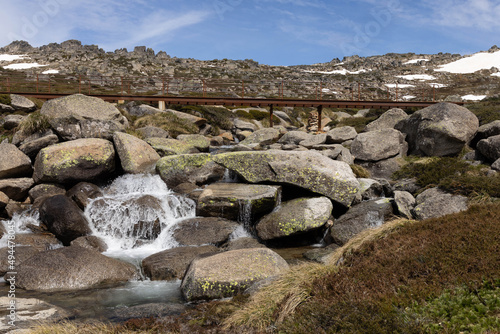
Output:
[{"xmin": 1, "ymin": 0, "xmax": 499, "ymax": 65}]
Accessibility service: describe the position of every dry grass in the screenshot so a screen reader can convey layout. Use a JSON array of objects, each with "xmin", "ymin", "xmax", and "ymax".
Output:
[{"xmin": 224, "ymin": 218, "xmax": 414, "ymax": 332}]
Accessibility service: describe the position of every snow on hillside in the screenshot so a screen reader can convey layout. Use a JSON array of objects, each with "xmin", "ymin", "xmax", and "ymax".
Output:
[
  {"xmin": 462, "ymin": 94, "xmax": 487, "ymax": 101},
  {"xmin": 42, "ymin": 69, "xmax": 59, "ymax": 74},
  {"xmin": 0, "ymin": 54, "xmax": 26, "ymax": 62},
  {"xmin": 304, "ymin": 69, "xmax": 369, "ymax": 75},
  {"xmin": 385, "ymin": 84, "xmax": 415, "ymax": 88},
  {"xmin": 396, "ymin": 74, "xmax": 436, "ymax": 81},
  {"xmin": 429, "ymin": 83, "xmax": 447, "ymax": 88},
  {"xmin": 3, "ymin": 63, "xmax": 47, "ymax": 70},
  {"xmin": 435, "ymin": 50, "xmax": 500, "ymax": 74},
  {"xmin": 404, "ymin": 59, "xmax": 429, "ymax": 65}
]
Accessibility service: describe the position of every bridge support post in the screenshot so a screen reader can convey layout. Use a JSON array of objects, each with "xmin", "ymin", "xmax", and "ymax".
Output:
[
  {"xmin": 269, "ymin": 105, "xmax": 274, "ymax": 128},
  {"xmin": 158, "ymin": 101, "xmax": 166, "ymax": 110},
  {"xmin": 317, "ymin": 105, "xmax": 323, "ymax": 132}
]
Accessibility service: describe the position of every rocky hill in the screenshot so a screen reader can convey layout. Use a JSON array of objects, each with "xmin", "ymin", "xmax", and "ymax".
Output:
[{"xmin": 1, "ymin": 40, "xmax": 500, "ymax": 101}]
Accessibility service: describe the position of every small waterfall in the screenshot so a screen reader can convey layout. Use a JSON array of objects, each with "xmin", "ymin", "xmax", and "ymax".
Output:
[
  {"xmin": 238, "ymin": 199, "xmax": 253, "ymax": 228},
  {"xmin": 222, "ymin": 168, "xmax": 239, "ymax": 183},
  {"xmin": 84, "ymin": 174, "xmax": 196, "ymax": 258}
]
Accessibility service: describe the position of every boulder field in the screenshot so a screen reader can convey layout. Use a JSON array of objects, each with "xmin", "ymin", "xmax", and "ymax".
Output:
[{"xmin": 0, "ymin": 94, "xmax": 496, "ymax": 302}]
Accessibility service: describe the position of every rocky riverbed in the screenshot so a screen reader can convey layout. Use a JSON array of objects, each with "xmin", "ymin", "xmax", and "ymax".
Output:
[{"xmin": 0, "ymin": 93, "xmax": 499, "ymax": 331}]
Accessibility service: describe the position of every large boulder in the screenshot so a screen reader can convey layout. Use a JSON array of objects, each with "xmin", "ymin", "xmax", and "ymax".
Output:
[
  {"xmin": 2, "ymin": 114, "xmax": 25, "ymax": 130},
  {"xmin": 0, "ymin": 178, "xmax": 34, "ymax": 201},
  {"xmin": 40, "ymin": 94, "xmax": 128, "ymax": 140},
  {"xmin": 413, "ymin": 187, "xmax": 468, "ymax": 220},
  {"xmin": 164, "ymin": 109, "xmax": 207, "ymax": 127},
  {"xmin": 136, "ymin": 126, "xmax": 169, "ymax": 139},
  {"xmin": 476, "ymin": 135, "xmax": 500, "ymax": 162},
  {"xmin": 213, "ymin": 150, "xmax": 360, "ymax": 207},
  {"xmin": 396, "ymin": 102, "xmax": 479, "ymax": 156},
  {"xmin": 0, "ymin": 143, "xmax": 32, "ymax": 179},
  {"xmin": 10, "ymin": 94, "xmax": 36, "ymax": 112},
  {"xmin": 39, "ymin": 195, "xmax": 92, "ymax": 245},
  {"xmin": 326, "ymin": 126, "xmax": 357, "ymax": 143},
  {"xmin": 156, "ymin": 154, "xmax": 225, "ymax": 188},
  {"xmin": 142, "ymin": 245, "xmax": 219, "ymax": 281},
  {"xmin": 0, "ymin": 246, "xmax": 39, "ymax": 276},
  {"xmin": 173, "ymin": 217, "xmax": 239, "ymax": 246},
  {"xmin": 365, "ymin": 108, "xmax": 409, "ymax": 132},
  {"xmin": 33, "ymin": 138, "xmax": 115, "ymax": 184},
  {"xmin": 256, "ymin": 197, "xmax": 333, "ymax": 241},
  {"xmin": 197, "ymin": 183, "xmax": 280, "ymax": 222},
  {"xmin": 351, "ymin": 129, "xmax": 407, "ymax": 162},
  {"xmin": 28, "ymin": 183, "xmax": 66, "ymax": 202},
  {"xmin": 13, "ymin": 246, "xmax": 137, "ymax": 291},
  {"xmin": 239, "ymin": 128, "xmax": 281, "ymax": 147},
  {"xmin": 330, "ymin": 198, "xmax": 394, "ymax": 246},
  {"xmin": 146, "ymin": 138, "xmax": 199, "ymax": 156},
  {"xmin": 181, "ymin": 248, "xmax": 289, "ymax": 301},
  {"xmin": 471, "ymin": 120, "xmax": 500, "ymax": 148},
  {"xmin": 113, "ymin": 132, "xmax": 160, "ymax": 174},
  {"xmin": 19, "ymin": 133, "xmax": 59, "ymax": 159},
  {"xmin": 278, "ymin": 130, "xmax": 311, "ymax": 145}
]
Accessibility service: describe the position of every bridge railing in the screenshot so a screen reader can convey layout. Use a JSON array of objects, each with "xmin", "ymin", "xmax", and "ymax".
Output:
[{"xmin": 0, "ymin": 71, "xmax": 443, "ymax": 103}]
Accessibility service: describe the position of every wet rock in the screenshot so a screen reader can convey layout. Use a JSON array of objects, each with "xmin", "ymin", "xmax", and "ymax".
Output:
[
  {"xmin": 14, "ymin": 246, "xmax": 138, "ymax": 291},
  {"xmin": 33, "ymin": 138, "xmax": 116, "ymax": 184},
  {"xmin": 70, "ymin": 235, "xmax": 108, "ymax": 252},
  {"xmin": 13, "ymin": 233, "xmax": 62, "ymax": 251},
  {"xmin": 40, "ymin": 94, "xmax": 128, "ymax": 140},
  {"xmin": 0, "ymin": 191, "xmax": 8, "ymax": 210},
  {"xmin": 0, "ymin": 143, "xmax": 32, "ymax": 179},
  {"xmin": 196, "ymin": 183, "xmax": 280, "ymax": 222},
  {"xmin": 357, "ymin": 178, "xmax": 385, "ymax": 201},
  {"xmin": 173, "ymin": 217, "xmax": 239, "ymax": 247},
  {"xmin": 330, "ymin": 198, "xmax": 394, "ymax": 246},
  {"xmin": 303, "ymin": 244, "xmax": 340, "ymax": 264},
  {"xmin": 223, "ymin": 237, "xmax": 267, "ymax": 251},
  {"xmin": 113, "ymin": 132, "xmax": 160, "ymax": 174},
  {"xmin": 39, "ymin": 195, "xmax": 92, "ymax": 245},
  {"xmin": 396, "ymin": 102, "xmax": 479, "ymax": 156},
  {"xmin": 413, "ymin": 187, "xmax": 468, "ymax": 220},
  {"xmin": 111, "ymin": 303, "xmax": 186, "ymax": 322},
  {"xmin": 256, "ymin": 197, "xmax": 333, "ymax": 241},
  {"xmin": 142, "ymin": 245, "xmax": 219, "ymax": 280},
  {"xmin": 66, "ymin": 182, "xmax": 103, "ymax": 210},
  {"xmin": 28, "ymin": 183, "xmax": 65, "ymax": 202},
  {"xmin": 181, "ymin": 248, "xmax": 289, "ymax": 301},
  {"xmin": 213, "ymin": 150, "xmax": 360, "ymax": 207},
  {"xmin": 156, "ymin": 153, "xmax": 225, "ymax": 188}
]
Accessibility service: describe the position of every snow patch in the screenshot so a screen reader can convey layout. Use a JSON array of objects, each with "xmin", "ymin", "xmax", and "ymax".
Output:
[
  {"xmin": 491, "ymin": 72, "xmax": 500, "ymax": 77},
  {"xmin": 402, "ymin": 95, "xmax": 416, "ymax": 100},
  {"xmin": 462, "ymin": 94, "xmax": 487, "ymax": 101},
  {"xmin": 42, "ymin": 69, "xmax": 59, "ymax": 74},
  {"xmin": 3, "ymin": 63, "xmax": 47, "ymax": 70},
  {"xmin": 429, "ymin": 83, "xmax": 447, "ymax": 88},
  {"xmin": 435, "ymin": 50, "xmax": 500, "ymax": 74},
  {"xmin": 385, "ymin": 84, "xmax": 415, "ymax": 88},
  {"xmin": 0, "ymin": 54, "xmax": 27, "ymax": 62},
  {"xmin": 404, "ymin": 59, "xmax": 429, "ymax": 65},
  {"xmin": 396, "ymin": 74, "xmax": 436, "ymax": 81},
  {"xmin": 304, "ymin": 68, "xmax": 369, "ymax": 75}
]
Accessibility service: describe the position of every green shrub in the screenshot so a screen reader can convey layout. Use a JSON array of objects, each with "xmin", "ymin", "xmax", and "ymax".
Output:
[
  {"xmin": 174, "ymin": 105, "xmax": 234, "ymax": 131},
  {"xmin": 350, "ymin": 164, "xmax": 371, "ymax": 178},
  {"xmin": 18, "ymin": 112, "xmax": 51, "ymax": 135},
  {"xmin": 0, "ymin": 94, "xmax": 11, "ymax": 105},
  {"xmin": 411, "ymin": 281, "xmax": 500, "ymax": 333},
  {"xmin": 338, "ymin": 116, "xmax": 377, "ymax": 133}
]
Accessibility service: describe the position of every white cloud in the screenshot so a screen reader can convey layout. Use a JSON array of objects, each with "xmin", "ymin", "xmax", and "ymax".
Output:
[{"xmin": 0, "ymin": 0, "xmax": 211, "ymax": 50}]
